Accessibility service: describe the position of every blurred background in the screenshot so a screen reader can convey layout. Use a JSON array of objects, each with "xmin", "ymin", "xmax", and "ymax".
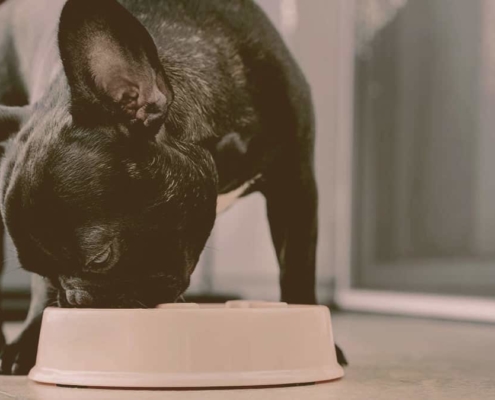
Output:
[{"xmin": 2, "ymin": 0, "xmax": 495, "ymax": 323}]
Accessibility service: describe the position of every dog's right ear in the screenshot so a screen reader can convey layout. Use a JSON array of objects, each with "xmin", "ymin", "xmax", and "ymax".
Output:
[{"xmin": 0, "ymin": 105, "xmax": 32, "ymax": 141}]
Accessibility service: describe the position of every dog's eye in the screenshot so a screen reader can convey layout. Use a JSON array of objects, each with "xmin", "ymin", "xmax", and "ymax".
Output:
[
  {"xmin": 88, "ymin": 246, "xmax": 112, "ymax": 267},
  {"xmin": 83, "ymin": 238, "xmax": 120, "ymax": 273}
]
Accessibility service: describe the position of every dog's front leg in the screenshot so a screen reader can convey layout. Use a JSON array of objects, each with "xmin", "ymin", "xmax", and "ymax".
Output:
[
  {"xmin": 263, "ymin": 163, "xmax": 318, "ymax": 305},
  {"xmin": 263, "ymin": 162, "xmax": 348, "ymax": 366},
  {"xmin": 0, "ymin": 274, "xmax": 50, "ymax": 375}
]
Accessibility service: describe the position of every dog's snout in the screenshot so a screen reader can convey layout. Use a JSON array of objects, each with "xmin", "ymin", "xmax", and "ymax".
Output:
[{"xmin": 65, "ymin": 289, "xmax": 94, "ymax": 307}]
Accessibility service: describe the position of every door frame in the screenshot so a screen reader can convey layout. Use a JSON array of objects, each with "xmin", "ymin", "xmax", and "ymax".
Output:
[{"xmin": 333, "ymin": 0, "xmax": 495, "ymax": 323}]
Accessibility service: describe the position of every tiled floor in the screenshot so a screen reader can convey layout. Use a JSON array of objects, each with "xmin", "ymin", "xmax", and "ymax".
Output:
[{"xmin": 1, "ymin": 313, "xmax": 495, "ymax": 400}]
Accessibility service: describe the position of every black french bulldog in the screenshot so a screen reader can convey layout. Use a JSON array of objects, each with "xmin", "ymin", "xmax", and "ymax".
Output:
[{"xmin": 0, "ymin": 0, "xmax": 346, "ymax": 374}]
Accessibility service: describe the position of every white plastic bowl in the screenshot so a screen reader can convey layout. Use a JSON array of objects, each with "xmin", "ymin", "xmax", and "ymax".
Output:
[{"xmin": 28, "ymin": 301, "xmax": 344, "ymax": 388}]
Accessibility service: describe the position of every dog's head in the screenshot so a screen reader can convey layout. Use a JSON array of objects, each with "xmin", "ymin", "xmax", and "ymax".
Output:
[{"xmin": 0, "ymin": 0, "xmax": 217, "ymax": 307}]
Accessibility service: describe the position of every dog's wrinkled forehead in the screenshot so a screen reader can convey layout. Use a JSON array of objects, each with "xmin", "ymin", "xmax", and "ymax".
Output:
[
  {"xmin": 48, "ymin": 127, "xmax": 140, "ymax": 212},
  {"xmin": 6, "ymin": 114, "xmax": 217, "ymax": 235},
  {"xmin": 19, "ymin": 124, "xmax": 143, "ymax": 218}
]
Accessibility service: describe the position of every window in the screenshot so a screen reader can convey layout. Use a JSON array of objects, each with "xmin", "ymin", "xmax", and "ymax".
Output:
[{"xmin": 335, "ymin": 0, "xmax": 495, "ymax": 322}]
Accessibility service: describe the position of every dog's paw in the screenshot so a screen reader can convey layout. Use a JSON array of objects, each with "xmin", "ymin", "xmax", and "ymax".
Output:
[
  {"xmin": 0, "ymin": 316, "xmax": 42, "ymax": 375},
  {"xmin": 335, "ymin": 344, "xmax": 348, "ymax": 367},
  {"xmin": 0, "ymin": 341, "xmax": 36, "ymax": 375},
  {"xmin": 0, "ymin": 338, "xmax": 38, "ymax": 375}
]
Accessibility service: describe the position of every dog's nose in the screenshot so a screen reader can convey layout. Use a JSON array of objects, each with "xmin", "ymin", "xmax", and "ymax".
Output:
[{"xmin": 65, "ymin": 289, "xmax": 94, "ymax": 307}]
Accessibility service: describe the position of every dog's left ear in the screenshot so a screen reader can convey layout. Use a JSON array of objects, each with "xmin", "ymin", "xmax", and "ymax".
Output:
[
  {"xmin": 58, "ymin": 0, "xmax": 171, "ymax": 129},
  {"xmin": 0, "ymin": 105, "xmax": 32, "ymax": 141}
]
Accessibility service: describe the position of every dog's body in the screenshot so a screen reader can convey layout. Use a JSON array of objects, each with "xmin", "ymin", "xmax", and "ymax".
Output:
[{"xmin": 0, "ymin": 0, "xmax": 345, "ymax": 374}]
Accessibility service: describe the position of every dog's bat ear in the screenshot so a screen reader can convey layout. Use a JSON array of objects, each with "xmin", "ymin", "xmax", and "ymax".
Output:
[
  {"xmin": 58, "ymin": 0, "xmax": 172, "ymax": 130},
  {"xmin": 0, "ymin": 105, "xmax": 32, "ymax": 141}
]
